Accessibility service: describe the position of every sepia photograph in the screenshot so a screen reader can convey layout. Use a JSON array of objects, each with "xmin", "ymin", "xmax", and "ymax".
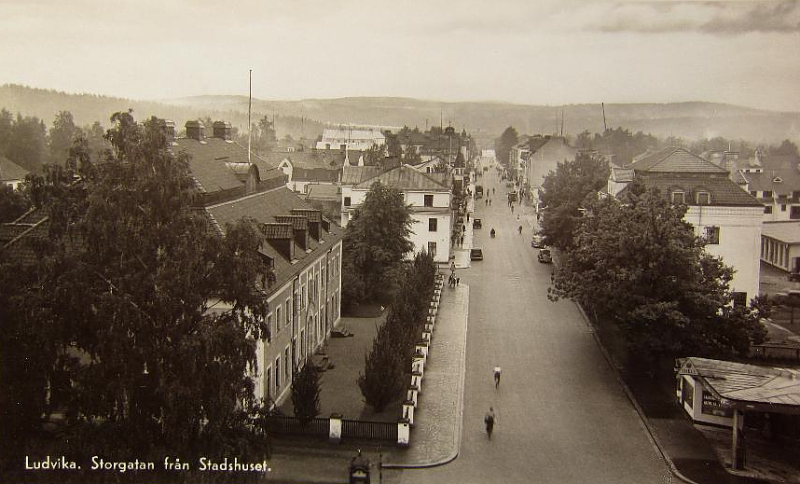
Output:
[{"xmin": 1, "ymin": 1, "xmax": 799, "ymax": 483}]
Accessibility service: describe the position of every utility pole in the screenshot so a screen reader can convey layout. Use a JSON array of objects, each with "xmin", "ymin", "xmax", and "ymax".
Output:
[{"xmin": 247, "ymin": 69, "xmax": 252, "ymax": 165}]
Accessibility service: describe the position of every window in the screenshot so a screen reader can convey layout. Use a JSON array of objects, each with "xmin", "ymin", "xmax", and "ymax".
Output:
[
  {"xmin": 267, "ymin": 312, "xmax": 274, "ymax": 340},
  {"xmin": 750, "ymin": 190, "xmax": 758, "ymax": 197},
  {"xmin": 429, "ymin": 218, "xmax": 438, "ymax": 232},
  {"xmin": 275, "ymin": 358, "xmax": 281, "ymax": 391},
  {"xmin": 300, "ymin": 329, "xmax": 305, "ymax": 359},
  {"xmin": 344, "ymin": 196, "xmax": 351, "ymax": 207},
  {"xmin": 276, "ymin": 307, "xmax": 282, "ymax": 332},
  {"xmin": 265, "ymin": 367, "xmax": 271, "ymax": 400},
  {"xmin": 695, "ymin": 191, "xmax": 710, "ymax": 205},
  {"xmin": 301, "ymin": 285, "xmax": 306, "ymax": 310},
  {"xmin": 670, "ymin": 191, "xmax": 685, "ymax": 205},
  {"xmin": 782, "ymin": 204, "xmax": 787, "ymax": 212},
  {"xmin": 731, "ymin": 292, "xmax": 747, "ymax": 307},
  {"xmin": 428, "ymin": 242, "xmax": 437, "ymax": 257},
  {"xmin": 285, "ymin": 347, "xmax": 291, "ymax": 380},
  {"xmin": 765, "ymin": 206, "xmax": 773, "ymax": 214},
  {"xmin": 763, "ymin": 190, "xmax": 773, "ymax": 198},
  {"xmin": 424, "ymin": 194, "xmax": 434, "ymax": 207},
  {"xmin": 285, "ymin": 300, "xmax": 291, "ymax": 327},
  {"xmin": 704, "ymin": 226, "xmax": 720, "ymax": 245},
  {"xmin": 791, "ymin": 206, "xmax": 800, "ymax": 219}
]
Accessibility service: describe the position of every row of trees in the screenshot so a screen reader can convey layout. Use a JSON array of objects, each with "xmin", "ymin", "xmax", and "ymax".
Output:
[
  {"xmin": 541, "ymin": 156, "xmax": 766, "ymax": 367},
  {"xmin": 1, "ymin": 112, "xmax": 274, "ymax": 475},
  {"xmin": 0, "ymin": 109, "xmax": 109, "ymax": 174},
  {"xmin": 358, "ymin": 251, "xmax": 437, "ymax": 411}
]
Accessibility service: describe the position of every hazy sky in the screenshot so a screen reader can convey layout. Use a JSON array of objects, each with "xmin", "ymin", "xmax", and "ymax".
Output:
[{"xmin": 2, "ymin": 0, "xmax": 799, "ymax": 111}]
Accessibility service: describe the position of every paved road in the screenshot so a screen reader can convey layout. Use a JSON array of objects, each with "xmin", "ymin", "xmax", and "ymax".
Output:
[{"xmin": 386, "ymin": 159, "xmax": 674, "ymax": 484}]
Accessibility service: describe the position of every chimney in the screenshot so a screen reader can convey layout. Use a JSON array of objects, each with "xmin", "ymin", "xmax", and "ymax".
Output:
[
  {"xmin": 157, "ymin": 118, "xmax": 176, "ymax": 143},
  {"xmin": 260, "ymin": 223, "xmax": 294, "ymax": 260},
  {"xmin": 275, "ymin": 215, "xmax": 310, "ymax": 250},
  {"xmin": 185, "ymin": 120, "xmax": 205, "ymax": 141},
  {"xmin": 291, "ymin": 209, "xmax": 322, "ymax": 240},
  {"xmin": 212, "ymin": 121, "xmax": 232, "ymax": 141}
]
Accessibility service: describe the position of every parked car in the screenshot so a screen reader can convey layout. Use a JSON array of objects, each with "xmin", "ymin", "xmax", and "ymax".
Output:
[
  {"xmin": 475, "ymin": 185, "xmax": 484, "ymax": 199},
  {"xmin": 470, "ymin": 248, "xmax": 484, "ymax": 261},
  {"xmin": 473, "ymin": 218, "xmax": 482, "ymax": 229},
  {"xmin": 537, "ymin": 248, "xmax": 552, "ymax": 264},
  {"xmin": 531, "ymin": 235, "xmax": 544, "ymax": 248},
  {"xmin": 508, "ymin": 191, "xmax": 518, "ymax": 202}
]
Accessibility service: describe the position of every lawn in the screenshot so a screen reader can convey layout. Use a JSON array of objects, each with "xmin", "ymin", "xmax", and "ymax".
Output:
[{"xmin": 279, "ymin": 309, "xmax": 404, "ymax": 422}]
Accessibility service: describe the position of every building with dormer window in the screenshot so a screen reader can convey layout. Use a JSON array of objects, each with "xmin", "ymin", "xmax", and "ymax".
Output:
[
  {"xmin": 340, "ymin": 164, "xmax": 452, "ymax": 263},
  {"xmin": 611, "ymin": 147, "xmax": 763, "ymax": 303}
]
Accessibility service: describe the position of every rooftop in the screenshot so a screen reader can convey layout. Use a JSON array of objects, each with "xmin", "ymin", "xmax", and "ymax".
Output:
[
  {"xmin": 0, "ymin": 156, "xmax": 30, "ymax": 181},
  {"xmin": 762, "ymin": 221, "xmax": 800, "ymax": 244},
  {"xmin": 681, "ymin": 357, "xmax": 800, "ymax": 413},
  {"xmin": 618, "ymin": 173, "xmax": 763, "ymax": 207},
  {"xmin": 354, "ymin": 165, "xmax": 449, "ymax": 191},
  {"xmin": 628, "ymin": 147, "xmax": 727, "ymax": 174}
]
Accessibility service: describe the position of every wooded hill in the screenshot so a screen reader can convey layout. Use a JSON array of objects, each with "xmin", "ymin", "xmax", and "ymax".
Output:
[{"xmin": 2, "ymin": 84, "xmax": 798, "ymax": 146}]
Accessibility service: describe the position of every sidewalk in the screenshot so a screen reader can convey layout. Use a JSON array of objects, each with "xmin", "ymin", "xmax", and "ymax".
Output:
[{"xmin": 262, "ymin": 282, "xmax": 471, "ymax": 483}]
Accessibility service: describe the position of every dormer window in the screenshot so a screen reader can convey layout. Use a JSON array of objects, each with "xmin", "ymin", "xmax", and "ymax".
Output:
[
  {"xmin": 696, "ymin": 191, "xmax": 711, "ymax": 205},
  {"xmin": 670, "ymin": 191, "xmax": 686, "ymax": 205}
]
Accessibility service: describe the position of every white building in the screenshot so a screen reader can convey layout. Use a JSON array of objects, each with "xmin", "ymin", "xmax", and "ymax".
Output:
[
  {"xmin": 340, "ymin": 164, "xmax": 452, "ymax": 263},
  {"xmin": 316, "ymin": 127, "xmax": 386, "ymax": 151},
  {"xmin": 0, "ymin": 156, "xmax": 29, "ymax": 190},
  {"xmin": 612, "ymin": 147, "xmax": 763, "ymax": 304}
]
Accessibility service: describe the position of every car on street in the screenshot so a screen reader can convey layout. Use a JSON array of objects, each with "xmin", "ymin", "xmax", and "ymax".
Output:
[
  {"xmin": 537, "ymin": 248, "xmax": 552, "ymax": 264},
  {"xmin": 473, "ymin": 218, "xmax": 482, "ymax": 229},
  {"xmin": 531, "ymin": 235, "xmax": 544, "ymax": 248},
  {"xmin": 475, "ymin": 185, "xmax": 484, "ymax": 199},
  {"xmin": 470, "ymin": 248, "xmax": 484, "ymax": 261}
]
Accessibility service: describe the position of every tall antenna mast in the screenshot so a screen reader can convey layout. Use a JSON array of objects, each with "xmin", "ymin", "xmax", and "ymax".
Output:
[{"xmin": 247, "ymin": 69, "xmax": 252, "ymax": 165}]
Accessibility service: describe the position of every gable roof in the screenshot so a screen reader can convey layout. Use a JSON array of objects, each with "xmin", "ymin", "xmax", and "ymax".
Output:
[
  {"xmin": 265, "ymin": 150, "xmax": 346, "ymax": 170},
  {"xmin": 172, "ymin": 138, "xmax": 249, "ymax": 193},
  {"xmin": 628, "ymin": 147, "xmax": 727, "ymax": 174},
  {"xmin": 353, "ymin": 165, "xmax": 448, "ymax": 191},
  {"xmin": 617, "ymin": 173, "xmax": 763, "ymax": 207},
  {"xmin": 742, "ymin": 168, "xmax": 800, "ymax": 196},
  {"xmin": 0, "ymin": 156, "xmax": 30, "ymax": 182}
]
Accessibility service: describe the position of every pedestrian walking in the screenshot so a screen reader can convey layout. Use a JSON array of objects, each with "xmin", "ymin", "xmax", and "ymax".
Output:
[
  {"xmin": 456, "ymin": 277, "xmax": 460, "ymax": 286},
  {"xmin": 511, "ymin": 205, "xmax": 515, "ymax": 214},
  {"xmin": 460, "ymin": 235, "xmax": 464, "ymax": 246},
  {"xmin": 494, "ymin": 366, "xmax": 502, "ymax": 389},
  {"xmin": 518, "ymin": 225, "xmax": 522, "ymax": 235},
  {"xmin": 485, "ymin": 407, "xmax": 495, "ymax": 439},
  {"xmin": 467, "ymin": 213, "xmax": 470, "ymax": 222}
]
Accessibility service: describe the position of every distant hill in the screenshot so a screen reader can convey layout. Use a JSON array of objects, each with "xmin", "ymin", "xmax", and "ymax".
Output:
[
  {"xmin": 160, "ymin": 95, "xmax": 800, "ymax": 146},
  {"xmin": 0, "ymin": 84, "xmax": 325, "ymax": 142},
  {"xmin": 2, "ymin": 84, "xmax": 798, "ymax": 146}
]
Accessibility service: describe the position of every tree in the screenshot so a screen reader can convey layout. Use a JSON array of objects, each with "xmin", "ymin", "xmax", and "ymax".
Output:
[
  {"xmin": 550, "ymin": 190, "xmax": 766, "ymax": 364},
  {"xmin": 0, "ymin": 112, "xmax": 273, "ymax": 469},
  {"xmin": 6, "ymin": 113, "xmax": 48, "ymax": 173},
  {"xmin": 770, "ymin": 139, "xmax": 800, "ymax": 157},
  {"xmin": 49, "ymin": 111, "xmax": 78, "ymax": 166},
  {"xmin": 385, "ymin": 131, "xmax": 402, "ymax": 159},
  {"xmin": 342, "ymin": 181, "xmax": 414, "ymax": 304},
  {"xmin": 539, "ymin": 153, "xmax": 609, "ymax": 250},
  {"xmin": 291, "ymin": 359, "xmax": 321, "ymax": 424},
  {"xmin": 357, "ymin": 323, "xmax": 405, "ymax": 412},
  {"xmin": 494, "ymin": 126, "xmax": 518, "ymax": 166}
]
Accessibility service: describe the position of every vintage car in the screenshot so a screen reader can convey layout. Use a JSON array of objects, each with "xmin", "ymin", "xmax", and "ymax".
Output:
[
  {"xmin": 531, "ymin": 235, "xmax": 544, "ymax": 248},
  {"xmin": 473, "ymin": 218, "xmax": 482, "ymax": 229},
  {"xmin": 537, "ymin": 248, "xmax": 552, "ymax": 264},
  {"xmin": 470, "ymin": 248, "xmax": 484, "ymax": 261}
]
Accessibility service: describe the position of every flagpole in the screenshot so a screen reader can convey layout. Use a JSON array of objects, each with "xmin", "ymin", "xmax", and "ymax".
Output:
[{"xmin": 248, "ymin": 69, "xmax": 252, "ymax": 165}]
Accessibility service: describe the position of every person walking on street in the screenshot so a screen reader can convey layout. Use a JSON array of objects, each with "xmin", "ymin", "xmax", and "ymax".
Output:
[
  {"xmin": 485, "ymin": 407, "xmax": 496, "ymax": 439},
  {"xmin": 518, "ymin": 225, "xmax": 522, "ymax": 235},
  {"xmin": 493, "ymin": 366, "xmax": 502, "ymax": 389}
]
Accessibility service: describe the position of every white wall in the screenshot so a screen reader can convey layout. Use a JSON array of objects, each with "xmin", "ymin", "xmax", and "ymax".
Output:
[
  {"xmin": 684, "ymin": 205, "xmax": 762, "ymax": 301},
  {"xmin": 408, "ymin": 211, "xmax": 452, "ymax": 263}
]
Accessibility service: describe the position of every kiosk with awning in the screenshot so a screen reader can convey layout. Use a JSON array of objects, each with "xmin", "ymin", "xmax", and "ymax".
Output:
[{"xmin": 676, "ymin": 357, "xmax": 800, "ymax": 470}]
